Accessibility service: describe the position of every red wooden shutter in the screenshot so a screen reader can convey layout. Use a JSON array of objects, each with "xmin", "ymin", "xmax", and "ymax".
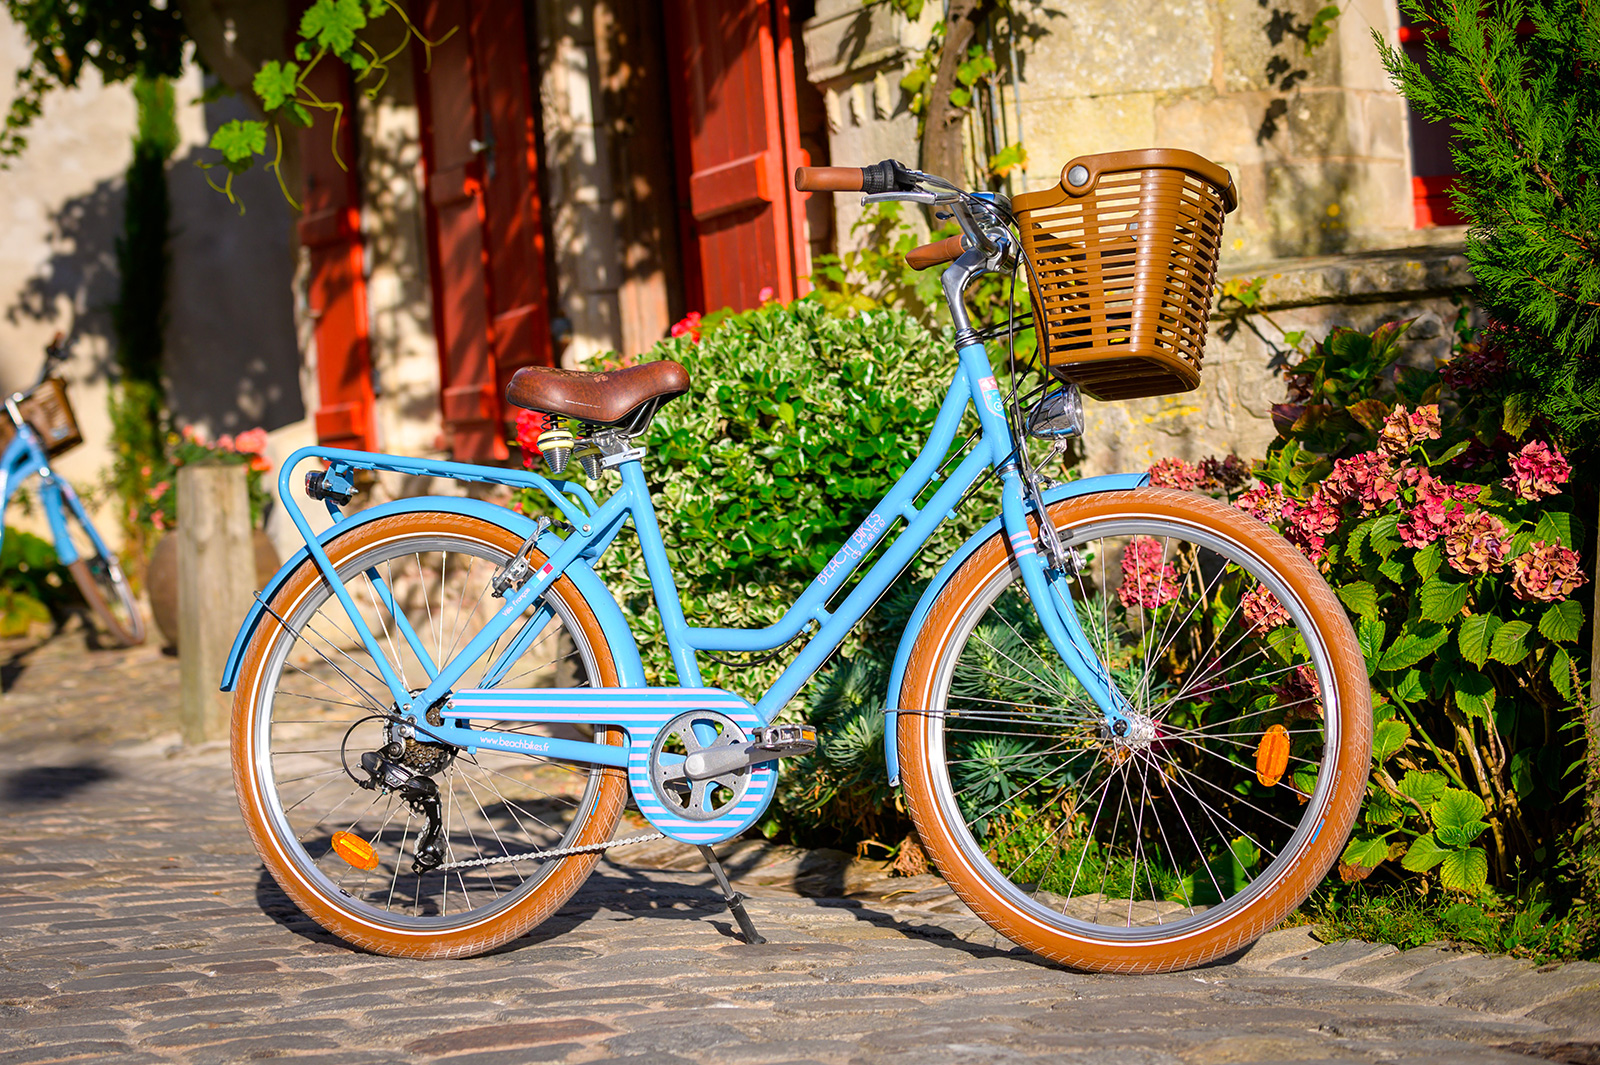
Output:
[
  {"xmin": 665, "ymin": 0, "xmax": 809, "ymax": 314},
  {"xmin": 299, "ymin": 62, "xmax": 377, "ymax": 452},
  {"xmin": 417, "ymin": 0, "xmax": 553, "ymax": 461}
]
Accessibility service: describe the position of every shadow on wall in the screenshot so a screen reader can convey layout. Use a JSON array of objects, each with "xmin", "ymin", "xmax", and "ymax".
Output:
[
  {"xmin": 164, "ymin": 93, "xmax": 303, "ymax": 435},
  {"xmin": 5, "ymin": 177, "xmax": 121, "ymax": 387},
  {"xmin": 4, "ymin": 92, "xmax": 305, "ymax": 435}
]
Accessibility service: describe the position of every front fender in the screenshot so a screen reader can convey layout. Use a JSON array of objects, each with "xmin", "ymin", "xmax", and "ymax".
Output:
[
  {"xmin": 883, "ymin": 473, "xmax": 1148, "ymax": 785},
  {"xmin": 220, "ymin": 496, "xmax": 645, "ymax": 692}
]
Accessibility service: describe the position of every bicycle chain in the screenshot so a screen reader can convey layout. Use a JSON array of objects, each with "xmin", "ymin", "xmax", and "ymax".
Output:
[{"xmin": 436, "ymin": 832, "xmax": 666, "ymax": 871}]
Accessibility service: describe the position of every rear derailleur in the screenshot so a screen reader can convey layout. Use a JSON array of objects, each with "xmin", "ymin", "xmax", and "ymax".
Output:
[{"xmin": 350, "ymin": 716, "xmax": 457, "ymax": 875}]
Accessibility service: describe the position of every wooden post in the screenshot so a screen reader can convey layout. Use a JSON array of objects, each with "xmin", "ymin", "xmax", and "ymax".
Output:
[{"xmin": 177, "ymin": 464, "xmax": 254, "ymax": 745}]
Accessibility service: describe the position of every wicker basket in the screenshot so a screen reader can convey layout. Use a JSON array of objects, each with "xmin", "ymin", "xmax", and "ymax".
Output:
[
  {"xmin": 1012, "ymin": 149, "xmax": 1238, "ymax": 401},
  {"xmin": 0, "ymin": 377, "xmax": 83, "ymax": 457}
]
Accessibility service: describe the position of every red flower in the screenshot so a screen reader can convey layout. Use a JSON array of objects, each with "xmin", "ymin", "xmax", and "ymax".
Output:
[
  {"xmin": 670, "ymin": 311, "xmax": 704, "ymax": 343},
  {"xmin": 1321, "ymin": 451, "xmax": 1401, "ymax": 516},
  {"xmin": 1118, "ymin": 536, "xmax": 1179, "ymax": 609},
  {"xmin": 1502, "ymin": 440, "xmax": 1571, "ymax": 502},
  {"xmin": 1241, "ymin": 585, "xmax": 1290, "ymax": 635},
  {"xmin": 1511, "ymin": 540, "xmax": 1588, "ymax": 602},
  {"xmin": 1148, "ymin": 457, "xmax": 1205, "ymax": 491}
]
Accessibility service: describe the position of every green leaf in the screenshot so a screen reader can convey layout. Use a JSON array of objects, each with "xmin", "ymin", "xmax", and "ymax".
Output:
[
  {"xmin": 1552, "ymin": 648, "xmax": 1575, "ymax": 699},
  {"xmin": 1438, "ymin": 846, "xmax": 1490, "ymax": 894},
  {"xmin": 1363, "ymin": 793, "xmax": 1405, "ymax": 826},
  {"xmin": 1540, "ymin": 600, "xmax": 1583, "ymax": 644},
  {"xmin": 1341, "ymin": 833, "xmax": 1391, "ymax": 870},
  {"xmin": 1357, "ymin": 616, "xmax": 1386, "ymax": 674},
  {"xmin": 1336, "ymin": 581, "xmax": 1379, "ymax": 619},
  {"xmin": 1489, "ymin": 620, "xmax": 1532, "ymax": 665},
  {"xmin": 1534, "ymin": 511, "xmax": 1574, "ymax": 548},
  {"xmin": 1458, "ymin": 614, "xmax": 1501, "ymax": 668},
  {"xmin": 300, "ymin": 0, "xmax": 369, "ymax": 55},
  {"xmin": 1377, "ymin": 622, "xmax": 1450, "ymax": 672},
  {"xmin": 1392, "ymin": 668, "xmax": 1426, "ymax": 706},
  {"xmin": 253, "ymin": 60, "xmax": 301, "ymax": 111},
  {"xmin": 1372, "ymin": 719, "xmax": 1410, "ymax": 762},
  {"xmin": 1370, "ymin": 513, "xmax": 1402, "ymax": 557},
  {"xmin": 1431, "ymin": 787, "xmax": 1487, "ymax": 836},
  {"xmin": 1452, "ymin": 670, "xmax": 1496, "ymax": 720},
  {"xmin": 1418, "ymin": 579, "xmax": 1469, "ymax": 623},
  {"xmin": 1401, "ymin": 832, "xmax": 1451, "ymax": 872},
  {"xmin": 1397, "ymin": 769, "xmax": 1448, "ymax": 809},
  {"xmin": 949, "ymin": 87, "xmax": 972, "ymax": 108},
  {"xmin": 1413, "ymin": 542, "xmax": 1442, "ymax": 582},
  {"xmin": 208, "ymin": 119, "xmax": 267, "ymax": 168}
]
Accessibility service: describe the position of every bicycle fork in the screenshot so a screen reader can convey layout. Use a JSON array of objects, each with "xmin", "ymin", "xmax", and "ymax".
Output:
[{"xmin": 997, "ymin": 467, "xmax": 1140, "ymax": 738}]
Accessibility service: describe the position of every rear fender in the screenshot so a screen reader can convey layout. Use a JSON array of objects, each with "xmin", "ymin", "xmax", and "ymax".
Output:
[
  {"xmin": 883, "ymin": 473, "xmax": 1148, "ymax": 785},
  {"xmin": 220, "ymin": 497, "xmax": 644, "ymax": 691}
]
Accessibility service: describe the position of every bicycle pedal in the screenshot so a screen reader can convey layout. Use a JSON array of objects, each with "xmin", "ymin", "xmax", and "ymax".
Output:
[{"xmin": 750, "ymin": 724, "xmax": 817, "ymax": 758}]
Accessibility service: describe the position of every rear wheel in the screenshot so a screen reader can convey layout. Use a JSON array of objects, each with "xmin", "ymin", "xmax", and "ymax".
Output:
[
  {"xmin": 899, "ymin": 488, "xmax": 1370, "ymax": 973},
  {"xmin": 60, "ymin": 495, "xmax": 144, "ymax": 646},
  {"xmin": 231, "ymin": 511, "xmax": 629, "ymax": 958}
]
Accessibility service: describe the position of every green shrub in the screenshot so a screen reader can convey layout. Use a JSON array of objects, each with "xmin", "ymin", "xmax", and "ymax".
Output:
[
  {"xmin": 515, "ymin": 297, "xmax": 1007, "ymax": 696},
  {"xmin": 0, "ymin": 528, "xmax": 78, "ymax": 636}
]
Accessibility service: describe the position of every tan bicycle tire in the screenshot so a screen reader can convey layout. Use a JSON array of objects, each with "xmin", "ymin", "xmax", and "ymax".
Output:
[
  {"xmin": 898, "ymin": 488, "xmax": 1371, "ymax": 974},
  {"xmin": 231, "ymin": 511, "xmax": 629, "ymax": 959}
]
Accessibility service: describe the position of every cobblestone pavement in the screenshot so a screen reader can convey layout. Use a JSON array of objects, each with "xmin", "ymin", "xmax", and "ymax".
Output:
[{"xmin": 6, "ymin": 630, "xmax": 1600, "ymax": 1064}]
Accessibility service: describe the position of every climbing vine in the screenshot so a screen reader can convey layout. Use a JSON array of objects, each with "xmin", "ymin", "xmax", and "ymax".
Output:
[{"xmin": 204, "ymin": 0, "xmax": 453, "ymax": 207}]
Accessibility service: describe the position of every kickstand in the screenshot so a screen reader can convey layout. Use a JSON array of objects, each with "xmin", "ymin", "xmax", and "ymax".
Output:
[{"xmin": 698, "ymin": 844, "xmax": 766, "ymax": 944}]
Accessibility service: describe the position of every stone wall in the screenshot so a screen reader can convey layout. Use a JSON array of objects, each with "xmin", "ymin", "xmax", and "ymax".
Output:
[{"xmin": 801, "ymin": 0, "xmax": 1475, "ymax": 478}]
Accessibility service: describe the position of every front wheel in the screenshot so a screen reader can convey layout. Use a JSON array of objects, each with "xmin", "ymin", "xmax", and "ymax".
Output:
[
  {"xmin": 60, "ymin": 492, "xmax": 144, "ymax": 646},
  {"xmin": 898, "ymin": 488, "xmax": 1370, "ymax": 973}
]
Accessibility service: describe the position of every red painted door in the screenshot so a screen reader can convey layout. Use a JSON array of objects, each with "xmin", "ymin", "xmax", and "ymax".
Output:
[
  {"xmin": 417, "ymin": 0, "xmax": 553, "ymax": 461},
  {"xmin": 666, "ymin": 0, "xmax": 809, "ymax": 314},
  {"xmin": 299, "ymin": 62, "xmax": 377, "ymax": 452}
]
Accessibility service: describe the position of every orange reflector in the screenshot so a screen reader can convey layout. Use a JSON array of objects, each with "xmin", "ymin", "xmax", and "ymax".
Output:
[
  {"xmin": 1256, "ymin": 724, "xmax": 1290, "ymax": 787},
  {"xmin": 331, "ymin": 831, "xmax": 380, "ymax": 871}
]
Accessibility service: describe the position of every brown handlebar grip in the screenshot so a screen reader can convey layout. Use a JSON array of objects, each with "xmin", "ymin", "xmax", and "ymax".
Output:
[
  {"xmin": 794, "ymin": 166, "xmax": 864, "ymax": 192},
  {"xmin": 905, "ymin": 234, "xmax": 966, "ymax": 272}
]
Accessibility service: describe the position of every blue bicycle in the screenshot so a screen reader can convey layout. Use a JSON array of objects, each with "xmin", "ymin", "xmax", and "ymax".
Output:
[
  {"xmin": 225, "ymin": 151, "xmax": 1369, "ymax": 973},
  {"xmin": 2, "ymin": 336, "xmax": 144, "ymax": 647}
]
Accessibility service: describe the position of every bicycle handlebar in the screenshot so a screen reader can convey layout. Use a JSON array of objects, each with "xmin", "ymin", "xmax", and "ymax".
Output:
[
  {"xmin": 906, "ymin": 234, "xmax": 967, "ymax": 272},
  {"xmin": 794, "ymin": 166, "xmax": 863, "ymax": 192}
]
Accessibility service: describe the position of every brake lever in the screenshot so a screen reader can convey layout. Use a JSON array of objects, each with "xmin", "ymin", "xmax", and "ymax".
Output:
[{"xmin": 860, "ymin": 191, "xmax": 943, "ymax": 206}]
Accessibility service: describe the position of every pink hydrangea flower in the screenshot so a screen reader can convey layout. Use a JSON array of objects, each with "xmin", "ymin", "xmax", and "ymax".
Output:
[
  {"xmin": 1241, "ymin": 585, "xmax": 1290, "ymax": 634},
  {"xmin": 1441, "ymin": 340, "xmax": 1505, "ymax": 392},
  {"xmin": 234, "ymin": 427, "xmax": 269, "ymax": 454},
  {"xmin": 1119, "ymin": 536, "xmax": 1179, "ymax": 609},
  {"xmin": 1511, "ymin": 540, "xmax": 1588, "ymax": 602},
  {"xmin": 1282, "ymin": 488, "xmax": 1341, "ymax": 558},
  {"xmin": 1148, "ymin": 457, "xmax": 1205, "ymax": 491},
  {"xmin": 1321, "ymin": 451, "xmax": 1401, "ymax": 516},
  {"xmin": 1443, "ymin": 509, "xmax": 1509, "ymax": 577},
  {"xmin": 1235, "ymin": 483, "xmax": 1288, "ymax": 525},
  {"xmin": 1398, "ymin": 469, "xmax": 1475, "ymax": 548},
  {"xmin": 1378, "ymin": 404, "xmax": 1441, "ymax": 457},
  {"xmin": 1502, "ymin": 440, "xmax": 1571, "ymax": 502}
]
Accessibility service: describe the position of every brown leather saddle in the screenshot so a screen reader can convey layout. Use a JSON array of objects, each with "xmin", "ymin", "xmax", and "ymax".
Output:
[{"xmin": 505, "ymin": 360, "xmax": 691, "ymax": 428}]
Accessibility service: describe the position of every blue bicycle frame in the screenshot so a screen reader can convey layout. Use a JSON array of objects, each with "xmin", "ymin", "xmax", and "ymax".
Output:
[
  {"xmin": 226, "ymin": 337, "xmax": 1140, "ymax": 842},
  {"xmin": 0, "ymin": 415, "xmax": 109, "ymax": 571}
]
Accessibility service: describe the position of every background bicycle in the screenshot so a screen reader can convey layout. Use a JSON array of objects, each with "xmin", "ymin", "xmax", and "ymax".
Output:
[{"xmin": 0, "ymin": 336, "xmax": 144, "ymax": 647}]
